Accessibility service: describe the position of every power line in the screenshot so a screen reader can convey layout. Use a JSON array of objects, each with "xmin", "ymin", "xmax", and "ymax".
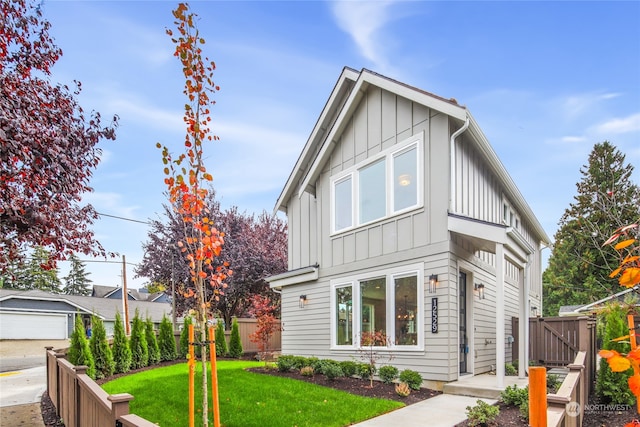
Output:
[{"xmin": 97, "ymin": 212, "xmax": 151, "ymax": 225}]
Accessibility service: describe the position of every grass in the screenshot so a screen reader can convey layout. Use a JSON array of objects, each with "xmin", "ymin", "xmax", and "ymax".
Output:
[{"xmin": 102, "ymin": 360, "xmax": 404, "ymax": 427}]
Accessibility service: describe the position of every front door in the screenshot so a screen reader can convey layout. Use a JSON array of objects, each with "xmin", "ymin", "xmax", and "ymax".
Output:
[{"xmin": 459, "ymin": 272, "xmax": 468, "ymax": 374}]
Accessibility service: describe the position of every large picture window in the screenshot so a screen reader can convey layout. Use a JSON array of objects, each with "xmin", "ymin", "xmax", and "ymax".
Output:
[
  {"xmin": 331, "ymin": 264, "xmax": 423, "ymax": 350},
  {"xmin": 331, "ymin": 135, "xmax": 422, "ymax": 233}
]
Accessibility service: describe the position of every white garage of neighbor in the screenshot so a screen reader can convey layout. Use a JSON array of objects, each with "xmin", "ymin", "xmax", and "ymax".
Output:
[{"xmin": 0, "ymin": 311, "xmax": 68, "ymax": 340}]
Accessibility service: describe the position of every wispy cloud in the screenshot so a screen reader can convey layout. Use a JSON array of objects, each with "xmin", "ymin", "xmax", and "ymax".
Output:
[
  {"xmin": 330, "ymin": 1, "xmax": 398, "ymax": 73},
  {"xmin": 83, "ymin": 192, "xmax": 141, "ymax": 219},
  {"xmin": 560, "ymin": 136, "xmax": 587, "ymax": 143},
  {"xmin": 561, "ymin": 91, "xmax": 621, "ymax": 119},
  {"xmin": 105, "ymin": 96, "xmax": 183, "ymax": 133},
  {"xmin": 593, "ymin": 112, "xmax": 640, "ymax": 134}
]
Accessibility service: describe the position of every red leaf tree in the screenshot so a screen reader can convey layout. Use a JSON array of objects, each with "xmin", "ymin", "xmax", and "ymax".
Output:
[
  {"xmin": 248, "ymin": 294, "xmax": 282, "ymax": 364},
  {"xmin": 1, "ymin": 0, "xmax": 118, "ymax": 271}
]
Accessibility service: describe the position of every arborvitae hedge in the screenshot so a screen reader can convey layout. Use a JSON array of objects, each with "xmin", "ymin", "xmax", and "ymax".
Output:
[
  {"xmin": 129, "ymin": 310, "xmax": 148, "ymax": 369},
  {"xmin": 67, "ymin": 314, "xmax": 95, "ymax": 378},
  {"xmin": 179, "ymin": 316, "xmax": 192, "ymax": 358},
  {"xmin": 145, "ymin": 317, "xmax": 160, "ymax": 366},
  {"xmin": 215, "ymin": 319, "xmax": 227, "ymax": 357},
  {"xmin": 228, "ymin": 317, "xmax": 243, "ymax": 358},
  {"xmin": 89, "ymin": 315, "xmax": 114, "ymax": 379},
  {"xmin": 112, "ymin": 311, "xmax": 132, "ymax": 374},
  {"xmin": 158, "ymin": 314, "xmax": 177, "ymax": 362}
]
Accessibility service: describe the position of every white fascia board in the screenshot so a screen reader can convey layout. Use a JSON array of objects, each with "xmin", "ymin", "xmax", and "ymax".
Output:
[
  {"xmin": 273, "ymin": 67, "xmax": 360, "ymax": 214},
  {"xmin": 448, "ymin": 214, "xmax": 508, "ymax": 245},
  {"xmin": 466, "ymin": 113, "xmax": 551, "ymax": 246},
  {"xmin": 266, "ymin": 265, "xmax": 319, "ymax": 289}
]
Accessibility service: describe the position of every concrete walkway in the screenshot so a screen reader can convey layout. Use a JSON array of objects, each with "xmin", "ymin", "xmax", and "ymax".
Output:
[{"xmin": 352, "ymin": 394, "xmax": 496, "ymax": 427}]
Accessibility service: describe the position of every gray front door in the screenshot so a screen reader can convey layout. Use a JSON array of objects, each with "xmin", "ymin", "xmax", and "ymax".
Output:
[{"xmin": 459, "ymin": 272, "xmax": 468, "ymax": 374}]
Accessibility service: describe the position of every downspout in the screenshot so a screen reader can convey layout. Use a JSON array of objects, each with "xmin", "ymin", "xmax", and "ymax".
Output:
[{"xmin": 449, "ymin": 115, "xmax": 470, "ymax": 213}]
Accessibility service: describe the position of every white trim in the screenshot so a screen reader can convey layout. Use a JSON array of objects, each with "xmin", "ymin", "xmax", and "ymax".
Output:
[
  {"xmin": 329, "ymin": 262, "xmax": 424, "ymax": 351},
  {"xmin": 330, "ymin": 133, "xmax": 424, "ymax": 235}
]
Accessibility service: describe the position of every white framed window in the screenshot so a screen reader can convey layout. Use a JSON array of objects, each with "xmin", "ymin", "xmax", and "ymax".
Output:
[
  {"xmin": 502, "ymin": 197, "xmax": 521, "ymax": 230},
  {"xmin": 330, "ymin": 263, "xmax": 424, "ymax": 350},
  {"xmin": 330, "ymin": 134, "xmax": 423, "ymax": 234}
]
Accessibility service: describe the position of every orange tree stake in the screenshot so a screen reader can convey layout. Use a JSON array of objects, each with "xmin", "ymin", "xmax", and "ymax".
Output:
[
  {"xmin": 208, "ymin": 326, "xmax": 220, "ymax": 427},
  {"xmin": 188, "ymin": 323, "xmax": 195, "ymax": 427},
  {"xmin": 529, "ymin": 366, "xmax": 547, "ymax": 427},
  {"xmin": 630, "ymin": 314, "xmax": 640, "ymax": 415}
]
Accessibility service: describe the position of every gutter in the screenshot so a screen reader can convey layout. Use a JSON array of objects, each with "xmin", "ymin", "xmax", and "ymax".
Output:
[{"xmin": 449, "ymin": 115, "xmax": 470, "ymax": 213}]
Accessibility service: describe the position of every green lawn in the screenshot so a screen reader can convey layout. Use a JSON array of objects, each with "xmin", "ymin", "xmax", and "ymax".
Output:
[{"xmin": 102, "ymin": 360, "xmax": 404, "ymax": 427}]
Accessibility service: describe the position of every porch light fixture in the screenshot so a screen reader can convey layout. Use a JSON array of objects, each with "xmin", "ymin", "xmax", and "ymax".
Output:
[
  {"xmin": 428, "ymin": 274, "xmax": 438, "ymax": 294},
  {"xmin": 474, "ymin": 283, "xmax": 485, "ymax": 300},
  {"xmin": 398, "ymin": 174, "xmax": 411, "ymax": 186},
  {"xmin": 299, "ymin": 295, "xmax": 307, "ymax": 308}
]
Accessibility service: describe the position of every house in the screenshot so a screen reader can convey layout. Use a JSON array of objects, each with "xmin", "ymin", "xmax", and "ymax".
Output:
[
  {"xmin": 0, "ymin": 289, "xmax": 177, "ymax": 340},
  {"xmin": 92, "ymin": 284, "xmax": 170, "ymax": 303},
  {"xmin": 559, "ymin": 285, "xmax": 640, "ymax": 317},
  {"xmin": 267, "ymin": 68, "xmax": 551, "ymax": 390}
]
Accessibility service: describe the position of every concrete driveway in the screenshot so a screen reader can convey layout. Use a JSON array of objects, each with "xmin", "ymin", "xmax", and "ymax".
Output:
[{"xmin": 0, "ymin": 340, "xmax": 69, "ymax": 372}]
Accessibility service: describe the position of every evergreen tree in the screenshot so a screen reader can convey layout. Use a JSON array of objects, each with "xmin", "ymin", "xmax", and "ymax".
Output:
[
  {"xmin": 158, "ymin": 314, "xmax": 177, "ymax": 361},
  {"xmin": 129, "ymin": 310, "xmax": 148, "ymax": 369},
  {"xmin": 228, "ymin": 317, "xmax": 243, "ymax": 359},
  {"xmin": 595, "ymin": 303, "xmax": 635, "ymax": 405},
  {"xmin": 62, "ymin": 254, "xmax": 92, "ymax": 295},
  {"xmin": 179, "ymin": 316, "xmax": 192, "ymax": 359},
  {"xmin": 89, "ymin": 315, "xmax": 114, "ymax": 379},
  {"xmin": 67, "ymin": 314, "xmax": 95, "ymax": 378},
  {"xmin": 6, "ymin": 247, "xmax": 62, "ymax": 292},
  {"xmin": 112, "ymin": 311, "xmax": 131, "ymax": 374},
  {"xmin": 543, "ymin": 142, "xmax": 640, "ymax": 316},
  {"xmin": 215, "ymin": 319, "xmax": 227, "ymax": 357},
  {"xmin": 145, "ymin": 317, "xmax": 160, "ymax": 366}
]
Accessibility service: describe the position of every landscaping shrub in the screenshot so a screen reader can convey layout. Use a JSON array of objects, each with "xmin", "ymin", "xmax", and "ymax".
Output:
[
  {"xmin": 596, "ymin": 303, "xmax": 635, "ymax": 405},
  {"xmin": 357, "ymin": 362, "xmax": 375, "ymax": 380},
  {"xmin": 145, "ymin": 317, "xmax": 160, "ymax": 366},
  {"xmin": 276, "ymin": 355, "xmax": 296, "ymax": 372},
  {"xmin": 399, "ymin": 369, "xmax": 423, "ymax": 390},
  {"xmin": 395, "ymin": 382, "xmax": 411, "ymax": 397},
  {"xmin": 547, "ymin": 374, "xmax": 561, "ymax": 393},
  {"xmin": 228, "ymin": 318, "xmax": 243, "ymax": 358},
  {"xmin": 178, "ymin": 316, "xmax": 192, "ymax": 358},
  {"xmin": 89, "ymin": 315, "xmax": 114, "ymax": 380},
  {"xmin": 300, "ymin": 366, "xmax": 314, "ymax": 376},
  {"xmin": 215, "ymin": 320, "xmax": 227, "ymax": 357},
  {"xmin": 505, "ymin": 362, "xmax": 517, "ymax": 376},
  {"xmin": 292, "ymin": 356, "xmax": 308, "ymax": 370},
  {"xmin": 320, "ymin": 360, "xmax": 344, "ymax": 380},
  {"xmin": 378, "ymin": 365, "xmax": 399, "ymax": 384},
  {"xmin": 67, "ymin": 314, "xmax": 95, "ymax": 379},
  {"xmin": 112, "ymin": 311, "xmax": 131, "ymax": 374},
  {"xmin": 158, "ymin": 315, "xmax": 177, "ymax": 362},
  {"xmin": 466, "ymin": 399, "xmax": 499, "ymax": 427},
  {"xmin": 129, "ymin": 310, "xmax": 148, "ymax": 369},
  {"xmin": 500, "ymin": 384, "xmax": 528, "ymax": 407},
  {"xmin": 306, "ymin": 357, "xmax": 322, "ymax": 373},
  {"xmin": 340, "ymin": 360, "xmax": 358, "ymax": 377}
]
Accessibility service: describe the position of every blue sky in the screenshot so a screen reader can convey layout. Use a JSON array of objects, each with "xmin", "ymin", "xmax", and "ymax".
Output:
[{"xmin": 42, "ymin": 1, "xmax": 640, "ymax": 288}]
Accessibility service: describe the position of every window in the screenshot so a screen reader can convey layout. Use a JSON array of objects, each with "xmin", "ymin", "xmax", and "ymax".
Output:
[
  {"xmin": 331, "ymin": 264, "xmax": 423, "ymax": 350},
  {"xmin": 331, "ymin": 135, "xmax": 422, "ymax": 233}
]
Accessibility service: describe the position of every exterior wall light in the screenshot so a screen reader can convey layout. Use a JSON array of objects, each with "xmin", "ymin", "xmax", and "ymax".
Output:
[
  {"xmin": 299, "ymin": 295, "xmax": 307, "ymax": 308},
  {"xmin": 474, "ymin": 283, "xmax": 485, "ymax": 300},
  {"xmin": 428, "ymin": 274, "xmax": 438, "ymax": 294}
]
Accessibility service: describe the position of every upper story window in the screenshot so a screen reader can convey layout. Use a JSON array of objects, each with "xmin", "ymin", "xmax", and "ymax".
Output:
[
  {"xmin": 331, "ymin": 134, "xmax": 423, "ymax": 234},
  {"xmin": 502, "ymin": 197, "xmax": 521, "ymax": 231}
]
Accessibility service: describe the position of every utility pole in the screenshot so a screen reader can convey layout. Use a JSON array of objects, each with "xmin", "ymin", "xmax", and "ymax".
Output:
[
  {"xmin": 171, "ymin": 253, "xmax": 177, "ymax": 332},
  {"xmin": 122, "ymin": 255, "xmax": 130, "ymax": 335}
]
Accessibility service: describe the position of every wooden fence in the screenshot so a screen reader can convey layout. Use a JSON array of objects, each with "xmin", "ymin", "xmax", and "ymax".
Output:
[
  {"xmin": 513, "ymin": 316, "xmax": 596, "ymax": 393},
  {"xmin": 45, "ymin": 348, "xmax": 157, "ymax": 427},
  {"xmin": 223, "ymin": 318, "xmax": 281, "ymax": 354},
  {"xmin": 546, "ymin": 351, "xmax": 588, "ymax": 427}
]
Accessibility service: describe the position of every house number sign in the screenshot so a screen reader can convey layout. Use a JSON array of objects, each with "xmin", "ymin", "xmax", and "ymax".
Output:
[{"xmin": 431, "ymin": 297, "xmax": 438, "ymax": 333}]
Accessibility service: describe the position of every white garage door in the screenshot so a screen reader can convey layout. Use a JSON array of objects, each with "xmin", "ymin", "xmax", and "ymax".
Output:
[{"xmin": 0, "ymin": 312, "xmax": 68, "ymax": 339}]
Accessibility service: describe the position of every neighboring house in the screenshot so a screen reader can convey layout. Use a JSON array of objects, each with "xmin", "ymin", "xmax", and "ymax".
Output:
[
  {"xmin": 0, "ymin": 289, "xmax": 177, "ymax": 340},
  {"xmin": 559, "ymin": 285, "xmax": 640, "ymax": 317},
  {"xmin": 267, "ymin": 68, "xmax": 551, "ymax": 389},
  {"xmin": 92, "ymin": 285, "xmax": 169, "ymax": 303}
]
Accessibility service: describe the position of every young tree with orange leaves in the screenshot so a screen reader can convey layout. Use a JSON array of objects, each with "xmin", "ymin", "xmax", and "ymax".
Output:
[{"xmin": 158, "ymin": 4, "xmax": 230, "ymax": 426}]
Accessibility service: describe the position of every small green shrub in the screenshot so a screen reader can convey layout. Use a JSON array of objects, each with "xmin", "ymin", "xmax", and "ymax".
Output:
[
  {"xmin": 399, "ymin": 369, "xmax": 422, "ymax": 390},
  {"xmin": 145, "ymin": 318, "xmax": 160, "ymax": 366},
  {"xmin": 158, "ymin": 315, "xmax": 177, "ymax": 362},
  {"xmin": 505, "ymin": 363, "xmax": 517, "ymax": 376},
  {"xmin": 378, "ymin": 365, "xmax": 399, "ymax": 384},
  {"xmin": 340, "ymin": 360, "xmax": 358, "ymax": 377},
  {"xmin": 321, "ymin": 361, "xmax": 344, "ymax": 380},
  {"xmin": 291, "ymin": 356, "xmax": 308, "ymax": 370},
  {"xmin": 519, "ymin": 399, "xmax": 529, "ymax": 420},
  {"xmin": 215, "ymin": 320, "xmax": 227, "ymax": 357},
  {"xmin": 357, "ymin": 362, "xmax": 375, "ymax": 380},
  {"xmin": 465, "ymin": 399, "xmax": 499, "ymax": 427},
  {"xmin": 178, "ymin": 316, "xmax": 192, "ymax": 359},
  {"xmin": 500, "ymin": 384, "xmax": 528, "ymax": 407},
  {"xmin": 129, "ymin": 310, "xmax": 148, "ymax": 369},
  {"xmin": 395, "ymin": 382, "xmax": 411, "ymax": 397},
  {"xmin": 305, "ymin": 357, "xmax": 322, "ymax": 373},
  {"xmin": 511, "ymin": 359, "xmax": 519, "ymax": 372},
  {"xmin": 89, "ymin": 315, "xmax": 114, "ymax": 380},
  {"xmin": 112, "ymin": 311, "xmax": 131, "ymax": 374},
  {"xmin": 228, "ymin": 318, "xmax": 243, "ymax": 358},
  {"xmin": 276, "ymin": 355, "xmax": 296, "ymax": 372},
  {"xmin": 300, "ymin": 366, "xmax": 314, "ymax": 376},
  {"xmin": 547, "ymin": 374, "xmax": 561, "ymax": 392},
  {"xmin": 67, "ymin": 314, "xmax": 95, "ymax": 379}
]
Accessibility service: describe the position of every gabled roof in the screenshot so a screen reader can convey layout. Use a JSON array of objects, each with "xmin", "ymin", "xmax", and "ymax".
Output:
[
  {"xmin": 273, "ymin": 67, "xmax": 550, "ymax": 246},
  {"xmin": 559, "ymin": 285, "xmax": 640, "ymax": 316},
  {"xmin": 0, "ymin": 289, "xmax": 175, "ymax": 323}
]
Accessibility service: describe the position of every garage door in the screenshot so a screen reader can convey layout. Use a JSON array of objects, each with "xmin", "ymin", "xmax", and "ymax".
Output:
[{"xmin": 0, "ymin": 312, "xmax": 68, "ymax": 339}]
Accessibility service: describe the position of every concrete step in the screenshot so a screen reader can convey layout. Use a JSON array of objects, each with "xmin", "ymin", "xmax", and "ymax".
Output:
[{"xmin": 442, "ymin": 374, "xmax": 529, "ymax": 399}]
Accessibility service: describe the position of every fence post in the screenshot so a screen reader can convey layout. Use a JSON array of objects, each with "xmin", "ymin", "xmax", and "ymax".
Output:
[
  {"xmin": 529, "ymin": 366, "xmax": 547, "ymax": 427},
  {"xmin": 108, "ymin": 393, "xmax": 134, "ymax": 424},
  {"xmin": 73, "ymin": 365, "xmax": 88, "ymax": 427}
]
